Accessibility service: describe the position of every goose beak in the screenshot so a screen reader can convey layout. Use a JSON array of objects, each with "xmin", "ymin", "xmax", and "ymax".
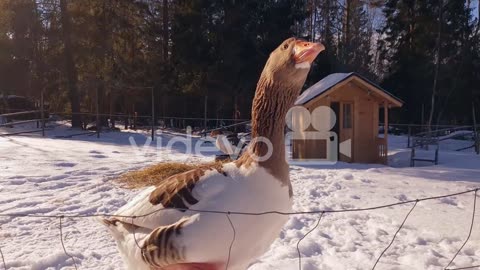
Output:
[{"xmin": 293, "ymin": 40, "xmax": 325, "ymax": 65}]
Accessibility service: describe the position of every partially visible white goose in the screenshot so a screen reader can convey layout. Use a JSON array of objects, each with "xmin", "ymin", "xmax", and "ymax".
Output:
[
  {"xmin": 101, "ymin": 38, "xmax": 324, "ymax": 270},
  {"xmin": 210, "ymin": 130, "xmax": 237, "ymax": 155}
]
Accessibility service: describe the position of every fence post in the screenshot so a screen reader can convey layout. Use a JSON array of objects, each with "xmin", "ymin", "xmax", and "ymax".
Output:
[
  {"xmin": 473, "ymin": 103, "xmax": 479, "ymax": 155},
  {"xmin": 96, "ymin": 87, "xmax": 100, "ymax": 138},
  {"xmin": 476, "ymin": 136, "xmax": 479, "ymax": 155},
  {"xmin": 204, "ymin": 95, "xmax": 208, "ymax": 132},
  {"xmin": 41, "ymin": 90, "xmax": 45, "ymax": 137},
  {"xmin": 407, "ymin": 125, "xmax": 411, "ymax": 148},
  {"xmin": 36, "ymin": 98, "xmax": 39, "ymax": 128},
  {"xmin": 151, "ymin": 87, "xmax": 155, "ymax": 141}
]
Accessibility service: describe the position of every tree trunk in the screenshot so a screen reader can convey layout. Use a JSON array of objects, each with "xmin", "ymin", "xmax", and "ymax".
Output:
[
  {"xmin": 323, "ymin": 0, "xmax": 331, "ymax": 45},
  {"xmin": 31, "ymin": 0, "xmax": 41, "ymax": 96},
  {"xmin": 407, "ymin": 3, "xmax": 416, "ymax": 52},
  {"xmin": 59, "ymin": 0, "xmax": 81, "ymax": 128},
  {"xmin": 162, "ymin": 0, "xmax": 169, "ymax": 62},
  {"xmin": 342, "ymin": 0, "xmax": 351, "ymax": 62},
  {"xmin": 313, "ymin": 0, "xmax": 318, "ymax": 41},
  {"xmin": 97, "ymin": 0, "xmax": 110, "ymax": 127},
  {"xmin": 427, "ymin": 0, "xmax": 443, "ymax": 132},
  {"xmin": 476, "ymin": 0, "xmax": 480, "ymax": 36},
  {"xmin": 310, "ymin": 0, "xmax": 315, "ymax": 41}
]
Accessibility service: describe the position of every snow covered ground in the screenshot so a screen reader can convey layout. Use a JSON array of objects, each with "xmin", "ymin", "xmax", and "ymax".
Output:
[{"xmin": 1, "ymin": 123, "xmax": 479, "ymax": 270}]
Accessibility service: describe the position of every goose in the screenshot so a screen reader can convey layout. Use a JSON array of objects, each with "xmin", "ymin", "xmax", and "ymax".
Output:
[
  {"xmin": 101, "ymin": 37, "xmax": 324, "ymax": 270},
  {"xmin": 216, "ymin": 134, "xmax": 236, "ymax": 155},
  {"xmin": 210, "ymin": 130, "xmax": 238, "ymax": 156}
]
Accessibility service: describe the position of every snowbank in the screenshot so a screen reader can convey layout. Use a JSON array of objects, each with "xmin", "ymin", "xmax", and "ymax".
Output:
[{"xmin": 0, "ymin": 123, "xmax": 479, "ymax": 269}]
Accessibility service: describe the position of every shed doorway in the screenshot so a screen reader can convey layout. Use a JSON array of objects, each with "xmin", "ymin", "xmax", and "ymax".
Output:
[
  {"xmin": 330, "ymin": 101, "xmax": 353, "ymax": 162},
  {"xmin": 330, "ymin": 102, "xmax": 340, "ymax": 161},
  {"xmin": 340, "ymin": 102, "xmax": 353, "ymax": 162}
]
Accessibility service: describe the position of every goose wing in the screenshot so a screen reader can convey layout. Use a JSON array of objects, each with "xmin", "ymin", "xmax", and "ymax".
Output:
[{"xmin": 108, "ymin": 163, "xmax": 230, "ymax": 230}]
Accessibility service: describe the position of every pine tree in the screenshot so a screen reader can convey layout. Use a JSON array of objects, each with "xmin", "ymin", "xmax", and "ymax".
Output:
[
  {"xmin": 170, "ymin": 0, "xmax": 307, "ymax": 118},
  {"xmin": 60, "ymin": 0, "xmax": 81, "ymax": 127},
  {"xmin": 379, "ymin": 0, "xmax": 438, "ymax": 123},
  {"xmin": 379, "ymin": 0, "xmax": 480, "ymax": 124}
]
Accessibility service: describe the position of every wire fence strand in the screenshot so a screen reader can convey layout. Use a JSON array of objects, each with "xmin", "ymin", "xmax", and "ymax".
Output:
[
  {"xmin": 0, "ymin": 244, "xmax": 6, "ymax": 270},
  {"xmin": 297, "ymin": 212, "xmax": 324, "ymax": 270},
  {"xmin": 1, "ymin": 188, "xmax": 477, "ymax": 220},
  {"xmin": 445, "ymin": 189, "xmax": 478, "ymax": 270},
  {"xmin": 131, "ymin": 216, "xmax": 142, "ymax": 250},
  {"xmin": 372, "ymin": 200, "xmax": 418, "ymax": 269},
  {"xmin": 0, "ymin": 188, "xmax": 478, "ymax": 269},
  {"xmin": 447, "ymin": 265, "xmax": 480, "ymax": 270},
  {"xmin": 225, "ymin": 214, "xmax": 236, "ymax": 270},
  {"xmin": 59, "ymin": 216, "xmax": 78, "ymax": 270}
]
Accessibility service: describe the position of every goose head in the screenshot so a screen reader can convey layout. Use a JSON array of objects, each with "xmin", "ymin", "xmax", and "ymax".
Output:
[{"xmin": 261, "ymin": 37, "xmax": 325, "ymax": 91}]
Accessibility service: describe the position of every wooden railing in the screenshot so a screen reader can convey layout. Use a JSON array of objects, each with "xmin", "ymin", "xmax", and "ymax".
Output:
[
  {"xmin": 0, "ymin": 110, "xmax": 48, "ymax": 137},
  {"xmin": 376, "ymin": 137, "xmax": 387, "ymax": 164}
]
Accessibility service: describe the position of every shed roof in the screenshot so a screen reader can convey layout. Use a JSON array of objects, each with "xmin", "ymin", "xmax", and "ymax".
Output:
[{"xmin": 295, "ymin": 72, "xmax": 403, "ymax": 107}]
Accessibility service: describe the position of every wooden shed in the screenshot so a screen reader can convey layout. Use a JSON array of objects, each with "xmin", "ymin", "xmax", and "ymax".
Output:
[{"xmin": 292, "ymin": 72, "xmax": 403, "ymax": 164}]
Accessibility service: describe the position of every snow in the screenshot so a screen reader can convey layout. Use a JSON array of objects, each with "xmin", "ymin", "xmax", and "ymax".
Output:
[
  {"xmin": 294, "ymin": 72, "xmax": 403, "ymax": 106},
  {"xmin": 1, "ymin": 123, "xmax": 480, "ymax": 269},
  {"xmin": 438, "ymin": 130, "xmax": 475, "ymax": 141},
  {"xmin": 295, "ymin": 73, "xmax": 353, "ymax": 105}
]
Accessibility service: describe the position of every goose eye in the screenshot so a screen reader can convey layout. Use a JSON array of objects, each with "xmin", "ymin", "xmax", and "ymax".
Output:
[{"xmin": 283, "ymin": 43, "xmax": 289, "ymax": 50}]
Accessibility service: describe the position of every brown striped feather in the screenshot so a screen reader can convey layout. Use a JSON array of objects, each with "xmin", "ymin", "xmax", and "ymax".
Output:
[
  {"xmin": 148, "ymin": 163, "xmax": 227, "ymax": 211},
  {"xmin": 140, "ymin": 216, "xmax": 193, "ymax": 267}
]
